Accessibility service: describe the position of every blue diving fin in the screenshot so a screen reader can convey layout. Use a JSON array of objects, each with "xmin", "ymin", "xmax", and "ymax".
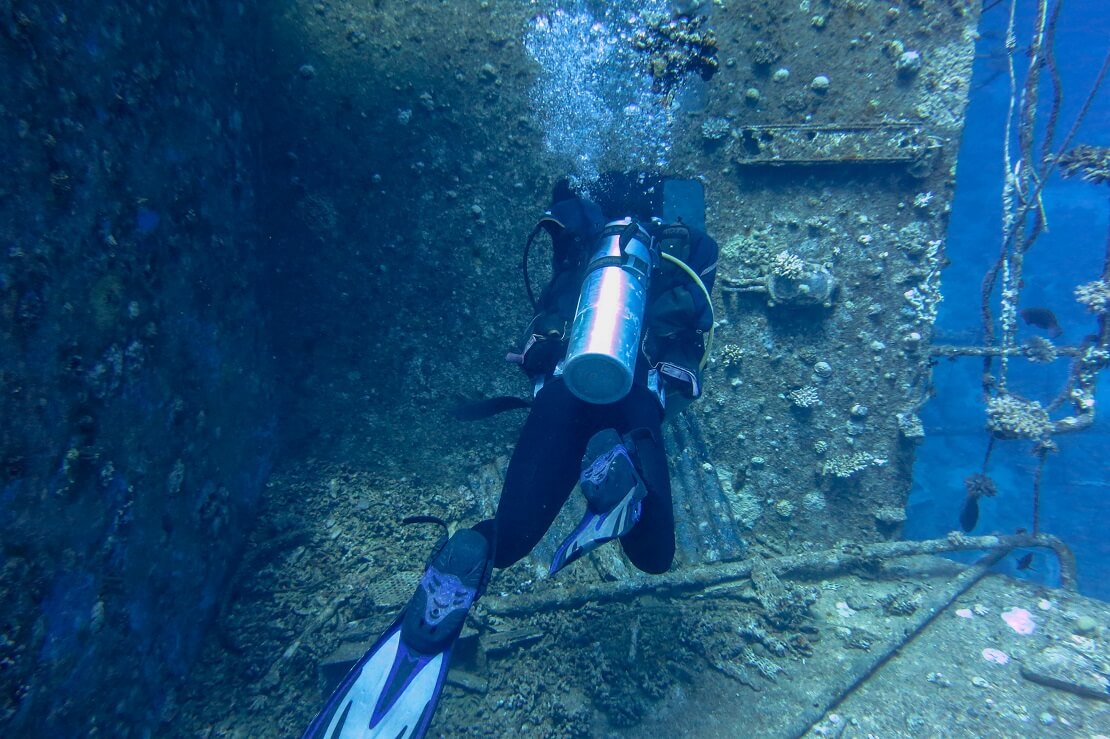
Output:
[
  {"xmin": 303, "ymin": 527, "xmax": 490, "ymax": 739},
  {"xmin": 301, "ymin": 613, "xmax": 448, "ymax": 739},
  {"xmin": 550, "ymin": 429, "xmax": 647, "ymax": 575}
]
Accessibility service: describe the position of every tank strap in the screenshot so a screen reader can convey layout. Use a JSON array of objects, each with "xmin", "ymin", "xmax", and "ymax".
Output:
[
  {"xmin": 581, "ymin": 252, "xmax": 651, "ymax": 278},
  {"xmin": 581, "ymin": 220, "xmax": 654, "ymax": 278}
]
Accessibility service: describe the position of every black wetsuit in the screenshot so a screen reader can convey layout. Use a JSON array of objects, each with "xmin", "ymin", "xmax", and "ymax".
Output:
[
  {"xmin": 472, "ymin": 379, "xmax": 674, "ymax": 572},
  {"xmin": 473, "ymin": 177, "xmax": 718, "ymax": 575}
]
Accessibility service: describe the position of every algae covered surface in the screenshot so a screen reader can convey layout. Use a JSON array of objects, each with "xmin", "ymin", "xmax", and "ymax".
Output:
[
  {"xmin": 253, "ymin": 0, "xmax": 977, "ymax": 569},
  {"xmin": 178, "ymin": 0, "xmax": 1000, "ymax": 734}
]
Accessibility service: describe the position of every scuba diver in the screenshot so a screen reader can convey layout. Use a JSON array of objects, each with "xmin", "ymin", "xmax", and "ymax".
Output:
[{"xmin": 303, "ymin": 172, "xmax": 718, "ymax": 738}]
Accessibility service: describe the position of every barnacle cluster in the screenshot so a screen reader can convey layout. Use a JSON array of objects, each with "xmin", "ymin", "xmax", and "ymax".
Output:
[
  {"xmin": 985, "ymin": 394, "xmax": 1053, "ymax": 440},
  {"xmin": 1057, "ymin": 144, "xmax": 1110, "ymax": 185}
]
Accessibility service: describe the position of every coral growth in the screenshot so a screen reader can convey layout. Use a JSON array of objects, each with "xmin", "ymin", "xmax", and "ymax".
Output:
[
  {"xmin": 631, "ymin": 14, "xmax": 718, "ymax": 99},
  {"xmin": 802, "ymin": 490, "xmax": 827, "ymax": 511},
  {"xmin": 874, "ymin": 506, "xmax": 907, "ymax": 525},
  {"xmin": 701, "ymin": 117, "xmax": 730, "ymax": 141},
  {"xmin": 749, "ymin": 39, "xmax": 782, "ymax": 66},
  {"xmin": 822, "ymin": 451, "xmax": 883, "ymax": 478},
  {"xmin": 896, "ymin": 412, "xmax": 925, "ymax": 440},
  {"xmin": 1023, "ymin": 335, "xmax": 1058, "ymax": 363},
  {"xmin": 788, "ymin": 385, "xmax": 821, "ymax": 408},
  {"xmin": 736, "ymin": 617, "xmax": 788, "ymax": 657},
  {"xmin": 1074, "ymin": 279, "xmax": 1110, "ymax": 314},
  {"xmin": 880, "ymin": 586, "xmax": 922, "ymax": 616},
  {"xmin": 771, "ymin": 250, "xmax": 806, "ymax": 279},
  {"xmin": 985, "ymin": 394, "xmax": 1053, "ymax": 440},
  {"xmin": 964, "ymin": 472, "xmax": 998, "ymax": 499},
  {"xmin": 750, "ymin": 557, "xmax": 817, "ymax": 629},
  {"xmin": 1057, "ymin": 144, "xmax": 1110, "ymax": 185},
  {"xmin": 296, "ymin": 193, "xmax": 339, "ymax": 234},
  {"xmin": 718, "ymin": 343, "xmax": 744, "ymax": 369}
]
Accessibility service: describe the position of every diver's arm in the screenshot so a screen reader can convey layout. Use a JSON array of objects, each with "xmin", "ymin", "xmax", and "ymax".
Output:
[
  {"xmin": 515, "ymin": 197, "xmax": 603, "ymax": 380},
  {"xmin": 645, "ymin": 228, "xmax": 719, "ymax": 417}
]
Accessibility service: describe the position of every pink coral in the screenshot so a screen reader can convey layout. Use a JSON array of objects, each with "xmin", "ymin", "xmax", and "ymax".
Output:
[
  {"xmin": 1002, "ymin": 607, "xmax": 1036, "ymax": 635},
  {"xmin": 982, "ymin": 648, "xmax": 1009, "ymax": 665}
]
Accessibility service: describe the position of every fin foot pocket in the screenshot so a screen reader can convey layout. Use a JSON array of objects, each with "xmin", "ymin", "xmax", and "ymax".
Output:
[
  {"xmin": 402, "ymin": 528, "xmax": 490, "ymax": 654},
  {"xmin": 303, "ymin": 529, "xmax": 490, "ymax": 739},
  {"xmin": 550, "ymin": 429, "xmax": 648, "ymax": 575}
]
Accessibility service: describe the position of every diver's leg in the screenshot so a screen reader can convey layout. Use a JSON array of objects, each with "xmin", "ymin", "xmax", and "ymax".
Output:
[
  {"xmin": 547, "ymin": 424, "xmax": 646, "ymax": 574},
  {"xmin": 615, "ymin": 387, "xmax": 676, "ymax": 574},
  {"xmin": 477, "ymin": 378, "xmax": 591, "ymax": 569},
  {"xmin": 547, "ymin": 384, "xmax": 675, "ymax": 575}
]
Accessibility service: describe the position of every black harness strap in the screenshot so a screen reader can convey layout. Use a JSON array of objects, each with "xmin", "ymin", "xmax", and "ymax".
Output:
[{"xmin": 577, "ymin": 220, "xmax": 654, "ymax": 280}]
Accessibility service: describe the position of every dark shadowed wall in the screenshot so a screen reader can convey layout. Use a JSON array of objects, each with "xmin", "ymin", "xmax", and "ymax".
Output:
[{"xmin": 0, "ymin": 2, "xmax": 274, "ymax": 732}]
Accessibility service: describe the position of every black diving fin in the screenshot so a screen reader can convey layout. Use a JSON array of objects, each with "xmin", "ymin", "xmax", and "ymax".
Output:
[
  {"xmin": 302, "ymin": 524, "xmax": 490, "ymax": 739},
  {"xmin": 449, "ymin": 395, "xmax": 532, "ymax": 421}
]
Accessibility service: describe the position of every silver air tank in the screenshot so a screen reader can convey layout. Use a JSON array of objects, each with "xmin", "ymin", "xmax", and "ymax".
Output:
[{"xmin": 562, "ymin": 219, "xmax": 654, "ymax": 404}]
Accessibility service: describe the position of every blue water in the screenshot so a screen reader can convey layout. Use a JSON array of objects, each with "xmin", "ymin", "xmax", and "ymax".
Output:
[{"xmin": 906, "ymin": 0, "xmax": 1110, "ymax": 600}]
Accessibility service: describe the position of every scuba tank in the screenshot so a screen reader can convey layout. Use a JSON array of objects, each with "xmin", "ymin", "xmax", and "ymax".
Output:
[{"xmin": 562, "ymin": 219, "xmax": 655, "ymax": 404}]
